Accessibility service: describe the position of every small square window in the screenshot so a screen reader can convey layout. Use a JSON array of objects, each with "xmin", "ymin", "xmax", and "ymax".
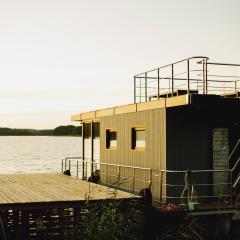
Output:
[
  {"xmin": 132, "ymin": 127, "xmax": 145, "ymax": 150},
  {"xmin": 106, "ymin": 129, "xmax": 117, "ymax": 149}
]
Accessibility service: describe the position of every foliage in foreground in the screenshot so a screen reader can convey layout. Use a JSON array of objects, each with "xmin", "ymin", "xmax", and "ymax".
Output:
[
  {"xmin": 160, "ymin": 216, "xmax": 206, "ymax": 240},
  {"xmin": 73, "ymin": 186, "xmax": 143, "ymax": 240}
]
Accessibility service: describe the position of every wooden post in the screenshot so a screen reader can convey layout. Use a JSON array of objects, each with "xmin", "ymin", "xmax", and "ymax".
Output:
[{"xmin": 21, "ymin": 210, "xmax": 29, "ymax": 239}]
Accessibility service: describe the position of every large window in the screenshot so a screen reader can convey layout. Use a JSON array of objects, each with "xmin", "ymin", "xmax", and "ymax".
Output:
[
  {"xmin": 106, "ymin": 129, "xmax": 117, "ymax": 149},
  {"xmin": 83, "ymin": 123, "xmax": 91, "ymax": 139},
  {"xmin": 132, "ymin": 127, "xmax": 145, "ymax": 150},
  {"xmin": 93, "ymin": 122, "xmax": 100, "ymax": 139}
]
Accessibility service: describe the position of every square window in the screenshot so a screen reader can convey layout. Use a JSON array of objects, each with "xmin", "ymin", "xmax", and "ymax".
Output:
[
  {"xmin": 106, "ymin": 129, "xmax": 117, "ymax": 149},
  {"xmin": 132, "ymin": 127, "xmax": 145, "ymax": 150}
]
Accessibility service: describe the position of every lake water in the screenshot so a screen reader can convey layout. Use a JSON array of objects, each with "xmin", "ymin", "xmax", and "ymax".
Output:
[{"xmin": 0, "ymin": 136, "xmax": 82, "ymax": 174}]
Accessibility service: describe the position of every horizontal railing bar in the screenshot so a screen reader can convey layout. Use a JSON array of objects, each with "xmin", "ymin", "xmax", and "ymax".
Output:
[
  {"xmin": 206, "ymin": 62, "xmax": 240, "ymax": 67},
  {"xmin": 135, "ymin": 56, "xmax": 208, "ymax": 77}
]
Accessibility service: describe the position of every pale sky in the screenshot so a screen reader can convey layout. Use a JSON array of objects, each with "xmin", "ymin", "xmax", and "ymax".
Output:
[{"xmin": 0, "ymin": 0, "xmax": 239, "ymax": 129}]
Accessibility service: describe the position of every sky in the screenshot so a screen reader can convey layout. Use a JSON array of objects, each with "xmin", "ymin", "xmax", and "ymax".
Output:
[{"xmin": 0, "ymin": 0, "xmax": 239, "ymax": 129}]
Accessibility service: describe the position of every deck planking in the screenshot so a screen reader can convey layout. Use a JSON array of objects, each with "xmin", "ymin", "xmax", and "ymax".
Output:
[{"xmin": 0, "ymin": 173, "xmax": 137, "ymax": 209}]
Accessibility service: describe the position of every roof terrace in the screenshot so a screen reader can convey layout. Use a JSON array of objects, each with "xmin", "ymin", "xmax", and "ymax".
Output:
[{"xmin": 134, "ymin": 56, "xmax": 240, "ymax": 103}]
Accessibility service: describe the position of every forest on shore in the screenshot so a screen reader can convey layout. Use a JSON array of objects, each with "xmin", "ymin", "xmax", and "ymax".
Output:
[{"xmin": 0, "ymin": 125, "xmax": 82, "ymax": 136}]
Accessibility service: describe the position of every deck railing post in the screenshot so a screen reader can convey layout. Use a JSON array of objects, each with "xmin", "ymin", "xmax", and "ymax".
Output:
[
  {"xmin": 69, "ymin": 159, "xmax": 71, "ymax": 173},
  {"xmin": 77, "ymin": 161, "xmax": 79, "ymax": 179},
  {"xmin": 157, "ymin": 68, "xmax": 160, "ymax": 99},
  {"xmin": 171, "ymin": 64, "xmax": 174, "ymax": 94},
  {"xmin": 117, "ymin": 166, "xmax": 121, "ymax": 186},
  {"xmin": 132, "ymin": 168, "xmax": 136, "ymax": 194},
  {"xmin": 65, "ymin": 158, "xmax": 67, "ymax": 172},
  {"xmin": 134, "ymin": 76, "xmax": 136, "ymax": 103},
  {"xmin": 145, "ymin": 72, "xmax": 148, "ymax": 102},
  {"xmin": 106, "ymin": 164, "xmax": 109, "ymax": 184},
  {"xmin": 205, "ymin": 58, "xmax": 208, "ymax": 94},
  {"xmin": 230, "ymin": 170, "xmax": 233, "ymax": 204},
  {"xmin": 61, "ymin": 158, "xmax": 64, "ymax": 173},
  {"xmin": 187, "ymin": 59, "xmax": 190, "ymax": 93},
  {"xmin": 160, "ymin": 171, "xmax": 163, "ymax": 203},
  {"xmin": 202, "ymin": 58, "xmax": 205, "ymax": 94},
  {"xmin": 149, "ymin": 169, "xmax": 152, "ymax": 188}
]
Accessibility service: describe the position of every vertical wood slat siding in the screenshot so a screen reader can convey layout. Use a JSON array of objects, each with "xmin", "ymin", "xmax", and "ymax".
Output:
[{"xmin": 100, "ymin": 108, "xmax": 166, "ymax": 200}]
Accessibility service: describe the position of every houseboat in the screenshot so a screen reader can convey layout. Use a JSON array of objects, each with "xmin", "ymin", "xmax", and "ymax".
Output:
[{"xmin": 70, "ymin": 56, "xmax": 240, "ymax": 212}]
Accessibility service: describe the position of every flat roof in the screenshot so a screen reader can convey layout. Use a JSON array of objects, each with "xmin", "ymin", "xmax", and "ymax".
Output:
[
  {"xmin": 71, "ymin": 94, "xmax": 189, "ymax": 121},
  {"xmin": 0, "ymin": 173, "xmax": 137, "ymax": 210},
  {"xmin": 71, "ymin": 93, "xmax": 240, "ymax": 122}
]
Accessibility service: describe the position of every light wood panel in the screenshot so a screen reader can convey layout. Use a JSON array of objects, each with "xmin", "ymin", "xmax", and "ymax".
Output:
[
  {"xmin": 100, "ymin": 108, "xmax": 167, "ymax": 200},
  {"xmin": 0, "ymin": 173, "xmax": 137, "ymax": 207}
]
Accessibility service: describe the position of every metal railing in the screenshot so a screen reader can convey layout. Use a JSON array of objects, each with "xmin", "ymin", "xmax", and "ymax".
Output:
[
  {"xmin": 61, "ymin": 157, "xmax": 237, "ymax": 206},
  {"xmin": 62, "ymin": 157, "xmax": 152, "ymax": 194},
  {"xmin": 134, "ymin": 56, "xmax": 240, "ymax": 103}
]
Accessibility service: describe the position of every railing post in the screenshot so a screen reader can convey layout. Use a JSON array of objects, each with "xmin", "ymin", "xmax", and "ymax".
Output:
[
  {"xmin": 205, "ymin": 58, "xmax": 208, "ymax": 94},
  {"xmin": 145, "ymin": 72, "xmax": 148, "ymax": 102},
  {"xmin": 106, "ymin": 164, "xmax": 109, "ymax": 184},
  {"xmin": 187, "ymin": 59, "xmax": 190, "ymax": 93},
  {"xmin": 69, "ymin": 159, "xmax": 71, "ymax": 173},
  {"xmin": 230, "ymin": 170, "xmax": 233, "ymax": 204},
  {"xmin": 202, "ymin": 58, "xmax": 205, "ymax": 94},
  {"xmin": 157, "ymin": 68, "xmax": 160, "ymax": 99},
  {"xmin": 160, "ymin": 171, "xmax": 163, "ymax": 203},
  {"xmin": 61, "ymin": 158, "xmax": 64, "ymax": 173},
  {"xmin": 149, "ymin": 169, "xmax": 152, "ymax": 188},
  {"xmin": 171, "ymin": 64, "xmax": 174, "ymax": 94},
  {"xmin": 132, "ymin": 168, "xmax": 136, "ymax": 194},
  {"xmin": 77, "ymin": 161, "xmax": 79, "ymax": 179},
  {"xmin": 235, "ymin": 80, "xmax": 237, "ymax": 93},
  {"xmin": 140, "ymin": 77, "xmax": 142, "ymax": 103},
  {"xmin": 134, "ymin": 76, "xmax": 136, "ymax": 103},
  {"xmin": 65, "ymin": 158, "xmax": 67, "ymax": 172},
  {"xmin": 117, "ymin": 165, "xmax": 121, "ymax": 186}
]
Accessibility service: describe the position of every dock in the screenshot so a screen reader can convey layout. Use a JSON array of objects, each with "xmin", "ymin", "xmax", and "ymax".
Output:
[
  {"xmin": 0, "ymin": 173, "xmax": 136, "ymax": 209},
  {"xmin": 0, "ymin": 173, "xmax": 138, "ymax": 239}
]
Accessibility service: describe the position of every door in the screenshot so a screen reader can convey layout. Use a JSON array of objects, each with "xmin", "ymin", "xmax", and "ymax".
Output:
[{"xmin": 212, "ymin": 128, "xmax": 230, "ymax": 196}]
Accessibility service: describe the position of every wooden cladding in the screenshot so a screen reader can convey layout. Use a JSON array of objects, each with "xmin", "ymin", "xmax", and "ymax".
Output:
[{"xmin": 100, "ymin": 108, "xmax": 167, "ymax": 200}]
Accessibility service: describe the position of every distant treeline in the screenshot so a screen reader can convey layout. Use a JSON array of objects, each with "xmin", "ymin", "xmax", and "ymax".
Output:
[{"xmin": 0, "ymin": 125, "xmax": 82, "ymax": 136}]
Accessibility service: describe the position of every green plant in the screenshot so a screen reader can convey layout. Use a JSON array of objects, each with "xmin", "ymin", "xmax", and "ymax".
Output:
[
  {"xmin": 74, "ymin": 184, "xmax": 144, "ymax": 240},
  {"xmin": 160, "ymin": 216, "xmax": 206, "ymax": 240}
]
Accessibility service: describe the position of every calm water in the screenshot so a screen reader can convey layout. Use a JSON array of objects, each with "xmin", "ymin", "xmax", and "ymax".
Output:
[{"xmin": 0, "ymin": 136, "xmax": 82, "ymax": 174}]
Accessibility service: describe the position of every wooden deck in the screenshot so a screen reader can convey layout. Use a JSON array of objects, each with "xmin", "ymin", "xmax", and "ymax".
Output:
[{"xmin": 0, "ymin": 173, "xmax": 137, "ymax": 210}]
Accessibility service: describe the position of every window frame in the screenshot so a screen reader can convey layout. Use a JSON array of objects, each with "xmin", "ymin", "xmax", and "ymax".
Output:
[
  {"xmin": 131, "ymin": 127, "xmax": 146, "ymax": 151},
  {"xmin": 106, "ymin": 128, "xmax": 117, "ymax": 150}
]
